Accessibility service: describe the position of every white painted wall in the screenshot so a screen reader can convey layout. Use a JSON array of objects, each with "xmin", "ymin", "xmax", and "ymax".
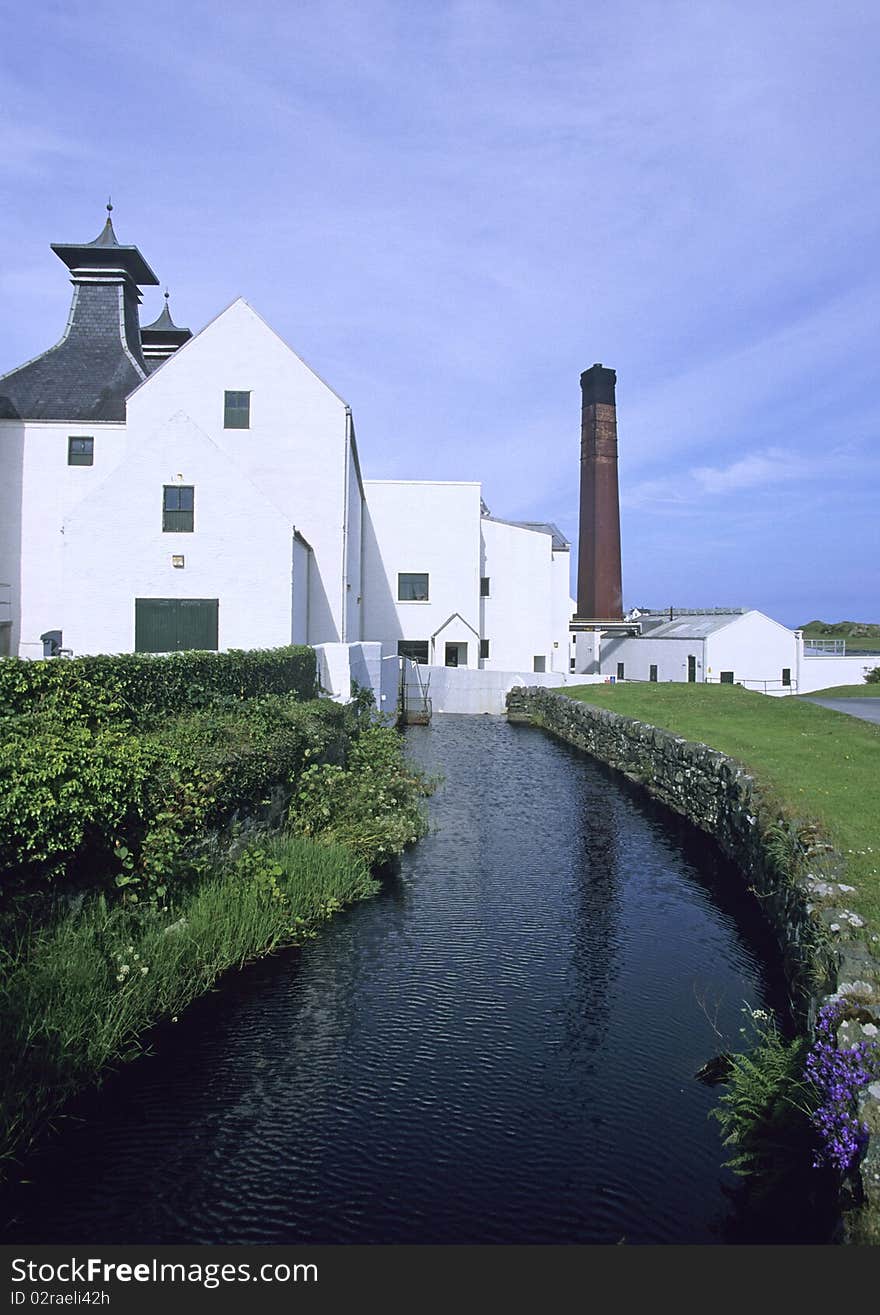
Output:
[
  {"xmin": 480, "ymin": 519, "xmax": 569, "ymax": 672},
  {"xmin": 5, "ymin": 420, "xmax": 128, "ymax": 656},
  {"xmin": 291, "ymin": 535, "xmax": 311, "ymax": 644},
  {"xmin": 127, "ymin": 299, "xmax": 351, "ymax": 643},
  {"xmin": 705, "ymin": 612, "xmax": 797, "ymax": 692},
  {"xmin": 362, "ymin": 480, "xmax": 482, "ymax": 663},
  {"xmin": 600, "ymin": 633, "xmax": 705, "ymax": 683},
  {"xmin": 344, "ymin": 424, "xmax": 364, "ymax": 642},
  {"xmin": 61, "ymin": 414, "xmax": 294, "ymax": 654},
  {"xmin": 422, "ymin": 664, "xmax": 573, "ymax": 714},
  {"xmin": 798, "ymin": 653, "xmax": 878, "ymax": 693}
]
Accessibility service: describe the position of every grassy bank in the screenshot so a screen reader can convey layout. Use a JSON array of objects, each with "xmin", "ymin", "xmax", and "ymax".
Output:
[
  {"xmin": 0, "ymin": 834, "xmax": 379, "ymax": 1174},
  {"xmin": 0, "ymin": 674, "xmax": 431, "ymax": 1181},
  {"xmin": 563, "ymin": 683, "xmax": 880, "ymax": 929},
  {"xmin": 804, "ymin": 685, "xmax": 880, "ymax": 699}
]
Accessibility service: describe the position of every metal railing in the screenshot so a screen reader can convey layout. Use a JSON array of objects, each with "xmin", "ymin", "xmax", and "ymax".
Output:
[{"xmin": 803, "ymin": 638, "xmax": 847, "ymax": 655}]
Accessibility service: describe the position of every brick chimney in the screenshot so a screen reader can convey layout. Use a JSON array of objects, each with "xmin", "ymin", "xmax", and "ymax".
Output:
[{"xmin": 576, "ymin": 363, "xmax": 623, "ymax": 621}]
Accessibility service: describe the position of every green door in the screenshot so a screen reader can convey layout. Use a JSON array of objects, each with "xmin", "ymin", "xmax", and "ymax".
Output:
[{"xmin": 135, "ymin": 599, "xmax": 219, "ymax": 653}]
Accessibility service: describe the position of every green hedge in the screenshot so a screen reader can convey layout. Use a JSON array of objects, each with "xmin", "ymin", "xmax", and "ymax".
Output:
[
  {"xmin": 0, "ymin": 695, "xmax": 350, "ymax": 897},
  {"xmin": 0, "ymin": 646, "xmax": 317, "ymax": 725}
]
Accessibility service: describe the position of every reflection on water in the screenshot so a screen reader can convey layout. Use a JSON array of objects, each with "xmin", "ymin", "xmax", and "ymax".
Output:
[{"xmin": 0, "ymin": 715, "xmax": 829, "ymax": 1243}]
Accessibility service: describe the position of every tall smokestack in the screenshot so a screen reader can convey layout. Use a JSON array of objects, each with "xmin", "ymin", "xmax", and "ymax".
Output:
[{"xmin": 576, "ymin": 363, "xmax": 623, "ymax": 620}]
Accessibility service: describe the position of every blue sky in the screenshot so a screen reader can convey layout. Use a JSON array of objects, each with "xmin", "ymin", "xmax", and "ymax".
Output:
[{"xmin": 2, "ymin": 0, "xmax": 878, "ymax": 626}]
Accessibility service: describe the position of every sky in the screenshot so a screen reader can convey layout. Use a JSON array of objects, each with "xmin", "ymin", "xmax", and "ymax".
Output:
[{"xmin": 2, "ymin": 0, "xmax": 878, "ymax": 627}]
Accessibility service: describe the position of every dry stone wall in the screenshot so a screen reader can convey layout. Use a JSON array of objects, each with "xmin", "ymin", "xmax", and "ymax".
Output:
[{"xmin": 506, "ymin": 686, "xmax": 880, "ymax": 1236}]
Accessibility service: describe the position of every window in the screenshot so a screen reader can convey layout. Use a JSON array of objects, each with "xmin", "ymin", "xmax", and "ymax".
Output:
[
  {"xmin": 570, "ymin": 657, "xmax": 576, "ymax": 672},
  {"xmin": 68, "ymin": 436, "xmax": 93, "ymax": 466},
  {"xmin": 720, "ymin": 671, "xmax": 735, "ymax": 684},
  {"xmin": 398, "ymin": 572, "xmax": 429, "ymax": 601},
  {"xmin": 533, "ymin": 655, "xmax": 545, "ymax": 673},
  {"xmin": 224, "ymin": 390, "xmax": 250, "ymax": 429},
  {"xmin": 398, "ymin": 640, "xmax": 429, "ymax": 664},
  {"xmin": 617, "ymin": 662, "xmax": 625, "ymax": 680},
  {"xmin": 163, "ymin": 485, "xmax": 194, "ymax": 532},
  {"xmin": 649, "ymin": 664, "xmax": 658, "ymax": 682},
  {"xmin": 479, "ymin": 639, "xmax": 490, "ymax": 659},
  {"xmin": 782, "ymin": 668, "xmax": 791, "ymax": 687},
  {"xmin": 480, "ymin": 577, "xmax": 490, "ymax": 597}
]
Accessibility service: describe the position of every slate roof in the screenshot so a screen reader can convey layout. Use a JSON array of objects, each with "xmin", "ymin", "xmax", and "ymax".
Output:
[
  {"xmin": 0, "ymin": 285, "xmax": 146, "ymax": 422},
  {"xmin": 484, "ymin": 516, "xmax": 570, "ymax": 550},
  {"xmin": 637, "ymin": 611, "xmax": 749, "ymax": 639},
  {"xmin": 0, "ymin": 213, "xmax": 157, "ymax": 423}
]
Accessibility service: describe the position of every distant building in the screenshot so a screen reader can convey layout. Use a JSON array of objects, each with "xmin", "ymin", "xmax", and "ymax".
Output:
[
  {"xmin": 571, "ymin": 608, "xmax": 876, "ymax": 694},
  {"xmin": 0, "ymin": 210, "xmax": 571, "ymax": 672}
]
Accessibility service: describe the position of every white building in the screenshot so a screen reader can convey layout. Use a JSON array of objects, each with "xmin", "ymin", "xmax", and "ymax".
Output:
[
  {"xmin": 594, "ymin": 610, "xmax": 798, "ymax": 693},
  {"xmin": 573, "ymin": 609, "xmax": 876, "ymax": 694},
  {"xmin": 0, "ymin": 212, "xmax": 571, "ymax": 672}
]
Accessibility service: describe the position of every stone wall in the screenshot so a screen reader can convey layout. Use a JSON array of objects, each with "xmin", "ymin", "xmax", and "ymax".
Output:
[{"xmin": 507, "ymin": 686, "xmax": 880, "ymax": 1236}]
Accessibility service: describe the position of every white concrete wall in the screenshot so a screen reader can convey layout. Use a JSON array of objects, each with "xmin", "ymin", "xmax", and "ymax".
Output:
[
  {"xmin": 291, "ymin": 536, "xmax": 310, "ymax": 644},
  {"xmin": 344, "ymin": 429, "xmax": 364, "ymax": 642},
  {"xmin": 600, "ymin": 633, "xmax": 705, "ymax": 683},
  {"xmin": 362, "ymin": 480, "xmax": 482, "ymax": 663},
  {"xmin": 798, "ymin": 654, "xmax": 878, "ymax": 693},
  {"xmin": 7, "ymin": 420, "xmax": 127, "ymax": 656},
  {"xmin": 313, "ymin": 641, "xmax": 383, "ymax": 708},
  {"xmin": 705, "ymin": 612, "xmax": 797, "ymax": 691},
  {"xmin": 573, "ymin": 629, "xmax": 602, "ymax": 675},
  {"xmin": 61, "ymin": 414, "xmax": 293, "ymax": 654},
  {"xmin": 127, "ymin": 299, "xmax": 349, "ymax": 643},
  {"xmin": 423, "ymin": 665, "xmax": 572, "ymax": 714},
  {"xmin": 480, "ymin": 519, "xmax": 569, "ymax": 672}
]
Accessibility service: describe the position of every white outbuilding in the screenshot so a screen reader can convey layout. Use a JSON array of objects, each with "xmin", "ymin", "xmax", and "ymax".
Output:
[{"xmin": 582, "ymin": 609, "xmax": 799, "ymax": 694}]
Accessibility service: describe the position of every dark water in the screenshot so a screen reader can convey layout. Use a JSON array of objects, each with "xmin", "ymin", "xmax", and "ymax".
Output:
[{"xmin": 1, "ymin": 716, "xmax": 825, "ymax": 1243}]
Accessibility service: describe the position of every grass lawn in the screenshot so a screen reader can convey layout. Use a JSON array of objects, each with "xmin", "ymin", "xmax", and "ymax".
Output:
[
  {"xmin": 563, "ymin": 683, "xmax": 880, "ymax": 931},
  {"xmin": 802, "ymin": 685, "xmax": 880, "ymax": 699}
]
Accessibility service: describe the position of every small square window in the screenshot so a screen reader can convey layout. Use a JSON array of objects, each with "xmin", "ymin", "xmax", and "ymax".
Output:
[
  {"xmin": 224, "ymin": 391, "xmax": 250, "ymax": 428},
  {"xmin": 68, "ymin": 436, "xmax": 94, "ymax": 466},
  {"xmin": 163, "ymin": 485, "xmax": 194, "ymax": 532},
  {"xmin": 479, "ymin": 639, "xmax": 490, "ymax": 659},
  {"xmin": 480, "ymin": 577, "xmax": 490, "ymax": 597},
  {"xmin": 720, "ymin": 671, "xmax": 735, "ymax": 684},
  {"xmin": 398, "ymin": 573, "xmax": 429, "ymax": 601}
]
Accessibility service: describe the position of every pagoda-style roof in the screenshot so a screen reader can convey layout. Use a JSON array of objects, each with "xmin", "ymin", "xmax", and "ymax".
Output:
[
  {"xmin": 51, "ymin": 213, "xmax": 159, "ymax": 287},
  {"xmin": 140, "ymin": 293, "xmax": 191, "ymax": 344},
  {"xmin": 0, "ymin": 207, "xmax": 156, "ymax": 421}
]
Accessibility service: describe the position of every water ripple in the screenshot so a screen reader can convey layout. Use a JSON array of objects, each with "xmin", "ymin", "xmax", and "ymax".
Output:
[{"xmin": 1, "ymin": 714, "xmax": 805, "ymax": 1244}]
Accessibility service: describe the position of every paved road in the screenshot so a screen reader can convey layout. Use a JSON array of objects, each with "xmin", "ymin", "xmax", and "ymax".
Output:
[{"xmin": 803, "ymin": 697, "xmax": 880, "ymax": 725}]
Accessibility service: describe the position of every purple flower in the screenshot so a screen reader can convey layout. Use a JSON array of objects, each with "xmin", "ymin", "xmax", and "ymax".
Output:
[{"xmin": 804, "ymin": 1001, "xmax": 879, "ymax": 1174}]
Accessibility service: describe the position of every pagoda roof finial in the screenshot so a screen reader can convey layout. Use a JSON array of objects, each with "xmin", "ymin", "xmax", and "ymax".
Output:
[
  {"xmin": 141, "ymin": 289, "xmax": 191, "ymax": 339},
  {"xmin": 50, "ymin": 204, "xmax": 159, "ymax": 287}
]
